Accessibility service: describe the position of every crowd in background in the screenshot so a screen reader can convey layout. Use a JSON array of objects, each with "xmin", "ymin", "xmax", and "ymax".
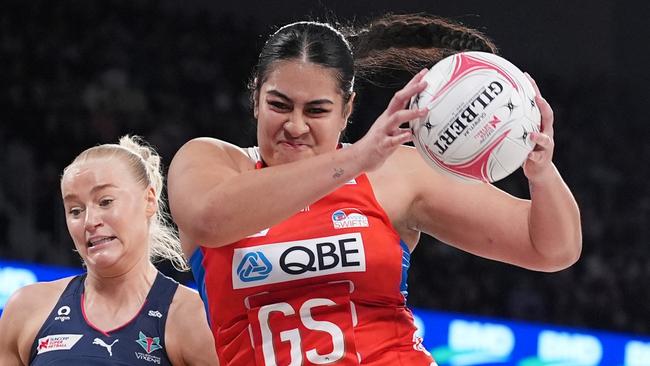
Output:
[{"xmin": 1, "ymin": 0, "xmax": 648, "ymax": 335}]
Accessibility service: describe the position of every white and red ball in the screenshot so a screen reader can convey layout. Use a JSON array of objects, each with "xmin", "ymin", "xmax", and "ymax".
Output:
[{"xmin": 409, "ymin": 51, "xmax": 541, "ymax": 183}]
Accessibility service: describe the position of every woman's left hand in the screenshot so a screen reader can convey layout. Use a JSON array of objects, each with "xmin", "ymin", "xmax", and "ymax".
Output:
[{"xmin": 523, "ymin": 73, "xmax": 556, "ymax": 183}]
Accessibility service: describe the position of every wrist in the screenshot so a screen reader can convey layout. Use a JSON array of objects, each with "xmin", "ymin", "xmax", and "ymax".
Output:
[
  {"xmin": 528, "ymin": 163, "xmax": 560, "ymax": 188},
  {"xmin": 342, "ymin": 140, "xmax": 369, "ymax": 173}
]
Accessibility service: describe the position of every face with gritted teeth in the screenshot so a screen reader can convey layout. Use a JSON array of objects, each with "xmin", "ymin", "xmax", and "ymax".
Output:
[
  {"xmin": 255, "ymin": 60, "xmax": 354, "ymax": 167},
  {"xmin": 61, "ymin": 157, "xmax": 156, "ymax": 274}
]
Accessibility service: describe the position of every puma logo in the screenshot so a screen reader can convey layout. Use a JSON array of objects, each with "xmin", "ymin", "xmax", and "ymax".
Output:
[{"xmin": 93, "ymin": 338, "xmax": 119, "ymax": 356}]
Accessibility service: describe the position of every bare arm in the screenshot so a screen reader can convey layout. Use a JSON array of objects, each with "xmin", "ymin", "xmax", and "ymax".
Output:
[
  {"xmin": 168, "ymin": 139, "xmax": 366, "ymax": 248},
  {"xmin": 0, "ymin": 282, "xmax": 65, "ymax": 365},
  {"xmin": 520, "ymin": 75, "xmax": 581, "ymax": 269},
  {"xmin": 399, "ymin": 147, "xmax": 579, "ymax": 272},
  {"xmin": 168, "ymin": 69, "xmax": 430, "ymax": 248},
  {"xmin": 165, "ymin": 286, "xmax": 219, "ymax": 366},
  {"xmin": 402, "ymin": 76, "xmax": 580, "ymax": 272},
  {"xmin": 0, "ymin": 299, "xmax": 24, "ymax": 366}
]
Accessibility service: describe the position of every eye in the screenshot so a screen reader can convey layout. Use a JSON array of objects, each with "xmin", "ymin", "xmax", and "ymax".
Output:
[
  {"xmin": 307, "ymin": 107, "xmax": 328, "ymax": 115},
  {"xmin": 68, "ymin": 207, "xmax": 83, "ymax": 217},
  {"xmin": 269, "ymin": 101, "xmax": 290, "ymax": 111},
  {"xmin": 99, "ymin": 198, "xmax": 114, "ymax": 207}
]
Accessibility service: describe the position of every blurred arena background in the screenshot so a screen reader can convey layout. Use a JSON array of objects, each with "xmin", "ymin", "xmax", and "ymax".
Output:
[{"xmin": 1, "ymin": 0, "xmax": 649, "ymax": 364}]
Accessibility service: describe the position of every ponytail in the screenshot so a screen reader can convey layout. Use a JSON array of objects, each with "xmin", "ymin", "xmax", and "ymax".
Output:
[{"xmin": 345, "ymin": 14, "xmax": 498, "ymax": 85}]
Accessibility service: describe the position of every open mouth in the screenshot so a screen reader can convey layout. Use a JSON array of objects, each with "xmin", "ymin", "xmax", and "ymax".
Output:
[{"xmin": 87, "ymin": 236, "xmax": 117, "ymax": 248}]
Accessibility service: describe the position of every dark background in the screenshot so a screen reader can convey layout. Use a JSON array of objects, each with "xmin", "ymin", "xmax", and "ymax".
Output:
[{"xmin": 1, "ymin": 0, "xmax": 649, "ymax": 335}]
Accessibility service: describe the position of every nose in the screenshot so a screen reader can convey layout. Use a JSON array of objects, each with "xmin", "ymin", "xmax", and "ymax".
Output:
[
  {"xmin": 283, "ymin": 112, "xmax": 310, "ymax": 137},
  {"xmin": 84, "ymin": 208, "xmax": 103, "ymax": 232}
]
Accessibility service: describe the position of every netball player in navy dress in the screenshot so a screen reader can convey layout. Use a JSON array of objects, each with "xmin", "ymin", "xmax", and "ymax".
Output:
[{"xmin": 0, "ymin": 136, "xmax": 218, "ymax": 365}]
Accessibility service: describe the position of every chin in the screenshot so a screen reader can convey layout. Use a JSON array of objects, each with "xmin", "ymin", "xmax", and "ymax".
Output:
[
  {"xmin": 278, "ymin": 149, "xmax": 314, "ymax": 163},
  {"xmin": 87, "ymin": 253, "xmax": 123, "ymax": 272}
]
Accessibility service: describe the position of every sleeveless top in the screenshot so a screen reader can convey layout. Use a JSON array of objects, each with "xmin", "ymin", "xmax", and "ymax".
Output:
[
  {"xmin": 29, "ymin": 271, "xmax": 178, "ymax": 365},
  {"xmin": 190, "ymin": 146, "xmax": 436, "ymax": 365}
]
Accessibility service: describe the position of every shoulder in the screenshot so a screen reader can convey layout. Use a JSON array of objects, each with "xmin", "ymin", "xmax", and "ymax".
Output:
[
  {"xmin": 167, "ymin": 285, "xmax": 209, "ymax": 328},
  {"xmin": 167, "ymin": 138, "xmax": 256, "ymax": 194},
  {"xmin": 0, "ymin": 277, "xmax": 75, "ymax": 364},
  {"xmin": 165, "ymin": 284, "xmax": 218, "ymax": 365},
  {"xmin": 170, "ymin": 137, "xmax": 253, "ymax": 170},
  {"xmin": 370, "ymin": 144, "xmax": 444, "ymax": 194},
  {"xmin": 376, "ymin": 144, "xmax": 502, "ymax": 209},
  {"xmin": 386, "ymin": 144, "xmax": 432, "ymax": 173},
  {"xmin": 3, "ymin": 277, "xmax": 73, "ymax": 319},
  {"xmin": 177, "ymin": 137, "xmax": 239, "ymax": 152},
  {"xmin": 366, "ymin": 146, "xmax": 438, "ymax": 243},
  {"xmin": 169, "ymin": 284, "xmax": 204, "ymax": 312}
]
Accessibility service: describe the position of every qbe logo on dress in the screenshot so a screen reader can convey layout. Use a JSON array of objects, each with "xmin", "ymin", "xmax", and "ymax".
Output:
[
  {"xmin": 237, "ymin": 252, "xmax": 273, "ymax": 282},
  {"xmin": 232, "ymin": 233, "xmax": 366, "ymax": 289}
]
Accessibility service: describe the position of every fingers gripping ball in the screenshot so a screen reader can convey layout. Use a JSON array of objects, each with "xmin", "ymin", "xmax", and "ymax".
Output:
[{"xmin": 409, "ymin": 51, "xmax": 541, "ymax": 183}]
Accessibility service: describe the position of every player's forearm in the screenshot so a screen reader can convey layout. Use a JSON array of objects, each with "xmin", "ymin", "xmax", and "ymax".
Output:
[
  {"xmin": 192, "ymin": 147, "xmax": 364, "ymax": 247},
  {"xmin": 528, "ymin": 164, "xmax": 582, "ymax": 271}
]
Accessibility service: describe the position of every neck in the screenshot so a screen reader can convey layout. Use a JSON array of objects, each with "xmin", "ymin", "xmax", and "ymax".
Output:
[{"xmin": 84, "ymin": 254, "xmax": 157, "ymax": 309}]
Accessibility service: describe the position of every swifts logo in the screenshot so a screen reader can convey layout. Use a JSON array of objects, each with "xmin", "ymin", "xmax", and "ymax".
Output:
[
  {"xmin": 232, "ymin": 233, "xmax": 366, "ymax": 289},
  {"xmin": 331, "ymin": 208, "xmax": 369, "ymax": 229}
]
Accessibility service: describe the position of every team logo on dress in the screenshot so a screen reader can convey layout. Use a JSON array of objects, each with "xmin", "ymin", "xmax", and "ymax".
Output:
[
  {"xmin": 331, "ymin": 208, "xmax": 369, "ymax": 229},
  {"xmin": 232, "ymin": 233, "xmax": 366, "ymax": 289},
  {"xmin": 134, "ymin": 332, "xmax": 163, "ymax": 363},
  {"xmin": 135, "ymin": 331, "xmax": 163, "ymax": 354},
  {"xmin": 93, "ymin": 338, "xmax": 119, "ymax": 356},
  {"xmin": 236, "ymin": 251, "xmax": 272, "ymax": 282},
  {"xmin": 54, "ymin": 305, "xmax": 71, "ymax": 322},
  {"xmin": 36, "ymin": 334, "xmax": 83, "ymax": 354}
]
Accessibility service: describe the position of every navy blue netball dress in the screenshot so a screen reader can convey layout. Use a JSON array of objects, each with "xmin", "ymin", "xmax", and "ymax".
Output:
[{"xmin": 29, "ymin": 272, "xmax": 178, "ymax": 365}]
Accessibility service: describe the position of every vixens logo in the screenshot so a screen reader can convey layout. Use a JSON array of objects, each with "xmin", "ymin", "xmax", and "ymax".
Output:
[{"xmin": 135, "ymin": 331, "xmax": 163, "ymax": 354}]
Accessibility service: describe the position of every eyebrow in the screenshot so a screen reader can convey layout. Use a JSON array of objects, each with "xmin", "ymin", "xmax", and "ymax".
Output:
[
  {"xmin": 267, "ymin": 90, "xmax": 334, "ymax": 105},
  {"xmin": 63, "ymin": 183, "xmax": 118, "ymax": 201}
]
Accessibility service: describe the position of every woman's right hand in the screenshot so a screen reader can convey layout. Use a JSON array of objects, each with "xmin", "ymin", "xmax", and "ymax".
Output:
[{"xmin": 352, "ymin": 68, "xmax": 430, "ymax": 172}]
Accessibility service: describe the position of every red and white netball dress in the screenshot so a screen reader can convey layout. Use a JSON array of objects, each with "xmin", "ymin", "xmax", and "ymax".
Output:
[{"xmin": 189, "ymin": 147, "xmax": 436, "ymax": 366}]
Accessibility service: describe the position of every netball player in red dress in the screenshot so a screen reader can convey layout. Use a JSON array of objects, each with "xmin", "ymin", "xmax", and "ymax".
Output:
[{"xmin": 168, "ymin": 15, "xmax": 582, "ymax": 366}]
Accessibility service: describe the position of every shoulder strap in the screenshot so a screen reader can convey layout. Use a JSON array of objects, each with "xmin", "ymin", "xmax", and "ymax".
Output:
[
  {"xmin": 28, "ymin": 274, "xmax": 85, "ymax": 363},
  {"xmin": 145, "ymin": 272, "xmax": 179, "ymax": 311},
  {"xmin": 245, "ymin": 146, "xmax": 261, "ymax": 162}
]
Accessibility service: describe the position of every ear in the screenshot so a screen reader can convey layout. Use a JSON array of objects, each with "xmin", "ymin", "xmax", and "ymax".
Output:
[
  {"xmin": 253, "ymin": 82, "xmax": 260, "ymax": 119},
  {"xmin": 145, "ymin": 187, "xmax": 157, "ymax": 219},
  {"xmin": 341, "ymin": 92, "xmax": 356, "ymax": 131}
]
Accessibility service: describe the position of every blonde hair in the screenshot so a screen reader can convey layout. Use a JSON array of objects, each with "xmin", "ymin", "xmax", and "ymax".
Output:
[{"xmin": 62, "ymin": 135, "xmax": 188, "ymax": 271}]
